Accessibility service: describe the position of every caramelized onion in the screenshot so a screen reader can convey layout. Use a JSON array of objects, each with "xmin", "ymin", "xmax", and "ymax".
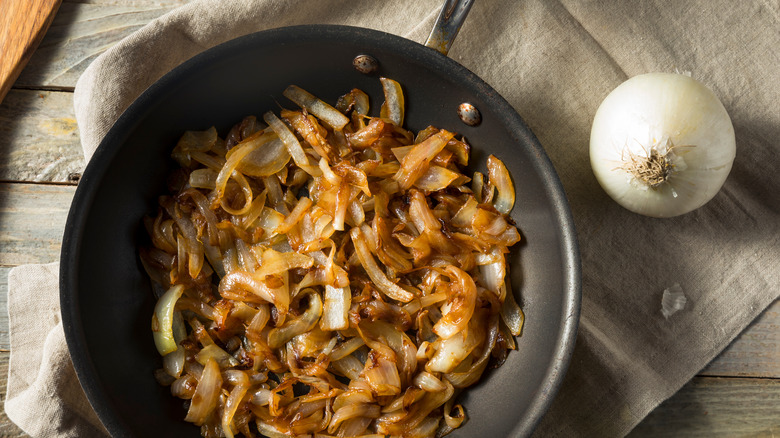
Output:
[{"xmin": 143, "ymin": 79, "xmax": 524, "ymax": 438}]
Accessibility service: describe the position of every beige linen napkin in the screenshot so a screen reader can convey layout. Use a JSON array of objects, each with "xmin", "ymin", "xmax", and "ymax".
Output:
[{"xmin": 6, "ymin": 0, "xmax": 780, "ymax": 437}]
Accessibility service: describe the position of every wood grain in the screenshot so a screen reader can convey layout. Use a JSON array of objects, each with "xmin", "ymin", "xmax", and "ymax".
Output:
[
  {"xmin": 0, "ymin": 353, "xmax": 27, "ymax": 438},
  {"xmin": 14, "ymin": 0, "xmax": 190, "ymax": 90},
  {"xmin": 0, "ymin": 267, "xmax": 8, "ymax": 350},
  {"xmin": 701, "ymin": 299, "xmax": 780, "ymax": 379},
  {"xmin": 629, "ymin": 376, "xmax": 780, "ymax": 437},
  {"xmin": 0, "ymin": 89, "xmax": 84, "ymax": 183},
  {"xmin": 0, "ymin": 183, "xmax": 75, "ymax": 265},
  {"xmin": 0, "ymin": 0, "xmax": 62, "ymax": 102}
]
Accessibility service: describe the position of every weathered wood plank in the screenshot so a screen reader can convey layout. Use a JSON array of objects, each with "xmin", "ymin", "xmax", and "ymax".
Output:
[
  {"xmin": 630, "ymin": 376, "xmax": 780, "ymax": 437},
  {"xmin": 0, "ymin": 183, "xmax": 75, "ymax": 265},
  {"xmin": 15, "ymin": 0, "xmax": 191, "ymax": 90},
  {"xmin": 0, "ymin": 89, "xmax": 83, "ymax": 183},
  {"xmin": 0, "ymin": 267, "xmax": 8, "ymax": 350},
  {"xmin": 0, "ymin": 352, "xmax": 29, "ymax": 438},
  {"xmin": 702, "ymin": 299, "xmax": 780, "ymax": 378}
]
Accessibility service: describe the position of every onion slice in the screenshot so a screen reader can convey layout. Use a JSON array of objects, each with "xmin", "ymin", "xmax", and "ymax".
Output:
[
  {"xmin": 184, "ymin": 357, "xmax": 222, "ymax": 425},
  {"xmin": 487, "ymin": 155, "xmax": 515, "ymax": 214},
  {"xmin": 152, "ymin": 284, "xmax": 185, "ymax": 356},
  {"xmin": 350, "ymin": 227, "xmax": 415, "ymax": 303},
  {"xmin": 380, "ymin": 77, "xmax": 404, "ymax": 127},
  {"xmin": 284, "ymin": 85, "xmax": 350, "ymax": 131}
]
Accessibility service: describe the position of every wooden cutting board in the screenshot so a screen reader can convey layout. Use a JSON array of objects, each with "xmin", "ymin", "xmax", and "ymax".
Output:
[{"xmin": 0, "ymin": 0, "xmax": 62, "ymax": 104}]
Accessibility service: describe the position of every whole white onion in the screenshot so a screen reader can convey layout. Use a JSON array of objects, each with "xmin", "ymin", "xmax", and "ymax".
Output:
[{"xmin": 589, "ymin": 72, "xmax": 736, "ymax": 217}]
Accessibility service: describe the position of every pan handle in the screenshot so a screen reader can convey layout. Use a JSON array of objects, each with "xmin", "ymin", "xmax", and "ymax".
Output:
[{"xmin": 424, "ymin": 0, "xmax": 475, "ymax": 56}]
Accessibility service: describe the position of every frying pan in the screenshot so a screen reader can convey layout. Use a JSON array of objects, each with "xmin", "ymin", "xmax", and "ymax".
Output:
[{"xmin": 60, "ymin": 1, "xmax": 581, "ymax": 436}]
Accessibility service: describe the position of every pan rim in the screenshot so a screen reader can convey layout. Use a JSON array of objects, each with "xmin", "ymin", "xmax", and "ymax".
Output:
[{"xmin": 60, "ymin": 23, "xmax": 581, "ymax": 437}]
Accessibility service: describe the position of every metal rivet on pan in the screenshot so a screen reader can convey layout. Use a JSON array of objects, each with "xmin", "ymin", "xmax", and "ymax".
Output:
[
  {"xmin": 458, "ymin": 103, "xmax": 481, "ymax": 126},
  {"xmin": 353, "ymin": 54, "xmax": 379, "ymax": 74}
]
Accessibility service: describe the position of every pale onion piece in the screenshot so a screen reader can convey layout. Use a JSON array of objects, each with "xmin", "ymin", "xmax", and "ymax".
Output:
[
  {"xmin": 282, "ymin": 109, "xmax": 334, "ymax": 161},
  {"xmin": 328, "ymin": 403, "xmax": 381, "ymax": 434},
  {"xmin": 256, "ymin": 421, "xmax": 292, "ymax": 438},
  {"xmin": 215, "ymin": 131, "xmax": 275, "ymax": 199},
  {"xmin": 402, "ymin": 292, "xmax": 447, "ymax": 315},
  {"xmin": 661, "ymin": 283, "xmax": 687, "ymax": 319},
  {"xmin": 379, "ymin": 77, "xmax": 405, "ymax": 127},
  {"xmin": 432, "ymin": 266, "xmax": 477, "ymax": 339},
  {"xmin": 194, "ymin": 343, "xmax": 239, "ymax": 368},
  {"xmin": 451, "ymin": 196, "xmax": 478, "ymax": 228},
  {"xmin": 331, "ymin": 354, "xmax": 364, "ymax": 381},
  {"xmin": 163, "ymin": 345, "xmax": 187, "ymax": 378},
  {"xmin": 444, "ymin": 314, "xmax": 498, "ymax": 388},
  {"xmin": 333, "ymin": 182, "xmax": 352, "ymax": 231},
  {"xmin": 390, "ymin": 145, "xmax": 414, "ymax": 162},
  {"xmin": 477, "ymin": 248, "xmax": 506, "ymax": 295},
  {"xmin": 426, "ymin": 327, "xmax": 479, "ymax": 373},
  {"xmin": 408, "ymin": 190, "xmax": 441, "ymax": 234},
  {"xmin": 152, "ymin": 284, "xmax": 185, "ymax": 356},
  {"xmin": 337, "ymin": 417, "xmax": 375, "ymax": 437},
  {"xmin": 393, "ymin": 130, "xmax": 455, "ymax": 190},
  {"xmin": 360, "ymin": 351, "xmax": 401, "ymax": 396},
  {"xmin": 319, "ymin": 157, "xmax": 342, "ymax": 185},
  {"xmin": 346, "ymin": 118, "xmax": 385, "ymax": 148},
  {"xmin": 263, "ymin": 174, "xmax": 284, "ymax": 207},
  {"xmin": 404, "ymin": 416, "xmax": 441, "ymax": 438},
  {"xmin": 190, "ymin": 150, "xmax": 226, "ymax": 170},
  {"xmin": 171, "ymin": 374, "xmax": 197, "ymax": 399},
  {"xmin": 350, "ymin": 227, "xmax": 415, "ymax": 303},
  {"xmin": 413, "ymin": 371, "xmax": 446, "ymax": 392},
  {"xmin": 472, "ymin": 171, "xmax": 485, "ymax": 203},
  {"xmin": 487, "ymin": 155, "xmax": 515, "ymax": 214},
  {"xmin": 219, "ymin": 271, "xmax": 275, "ymax": 304},
  {"xmin": 220, "ymin": 171, "xmax": 253, "ymax": 216},
  {"xmin": 501, "ymin": 281, "xmax": 525, "ymax": 336},
  {"xmin": 246, "ymin": 303, "xmax": 271, "ymax": 342},
  {"xmin": 184, "ymin": 357, "xmax": 222, "ymax": 425},
  {"xmin": 414, "ymin": 165, "xmax": 461, "ymax": 192},
  {"xmin": 162, "ymin": 311, "xmax": 186, "ymax": 377},
  {"xmin": 263, "ymin": 111, "xmax": 311, "ymax": 169},
  {"xmin": 284, "ymin": 85, "xmax": 350, "ymax": 131},
  {"xmin": 275, "ymin": 196, "xmax": 312, "ymax": 234},
  {"xmin": 188, "ymin": 168, "xmax": 217, "ymax": 189},
  {"xmin": 254, "ymin": 247, "xmax": 314, "ymax": 278},
  {"xmin": 590, "ymin": 72, "xmax": 736, "ymax": 217},
  {"xmin": 320, "ymin": 285, "xmax": 351, "ymax": 331},
  {"xmin": 329, "ymin": 337, "xmax": 366, "ymax": 361},
  {"xmin": 267, "ymin": 291, "xmax": 323, "ymax": 348},
  {"xmin": 291, "ymin": 327, "xmax": 334, "ymax": 358},
  {"xmin": 237, "ymin": 137, "xmax": 291, "ymax": 177},
  {"xmin": 258, "ymin": 207, "xmax": 285, "ymax": 236},
  {"xmin": 475, "ymin": 248, "xmax": 504, "ymax": 266},
  {"xmin": 221, "ymin": 370, "xmax": 249, "ymax": 438},
  {"xmin": 241, "ymin": 189, "xmax": 267, "ymax": 229},
  {"xmin": 443, "ymin": 399, "xmax": 466, "ymax": 429},
  {"xmin": 251, "ymin": 388, "xmax": 272, "ymax": 406},
  {"xmin": 171, "ymin": 127, "xmax": 217, "ymax": 167}
]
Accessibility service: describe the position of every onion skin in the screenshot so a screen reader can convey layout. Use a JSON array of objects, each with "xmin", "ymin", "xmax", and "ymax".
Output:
[{"xmin": 590, "ymin": 72, "xmax": 736, "ymax": 217}]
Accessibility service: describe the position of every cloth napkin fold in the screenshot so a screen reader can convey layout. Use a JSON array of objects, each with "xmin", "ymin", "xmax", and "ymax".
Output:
[{"xmin": 5, "ymin": 0, "xmax": 779, "ymax": 437}]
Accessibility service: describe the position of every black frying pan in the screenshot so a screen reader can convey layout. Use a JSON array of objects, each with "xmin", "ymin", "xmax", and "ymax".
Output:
[{"xmin": 60, "ymin": 2, "xmax": 581, "ymax": 436}]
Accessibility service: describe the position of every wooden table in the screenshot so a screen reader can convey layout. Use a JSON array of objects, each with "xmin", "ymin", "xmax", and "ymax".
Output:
[{"xmin": 0, "ymin": 1, "xmax": 777, "ymax": 436}]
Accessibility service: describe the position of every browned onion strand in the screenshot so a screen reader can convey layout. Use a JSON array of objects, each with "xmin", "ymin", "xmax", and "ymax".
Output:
[{"xmin": 143, "ymin": 78, "xmax": 524, "ymax": 438}]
